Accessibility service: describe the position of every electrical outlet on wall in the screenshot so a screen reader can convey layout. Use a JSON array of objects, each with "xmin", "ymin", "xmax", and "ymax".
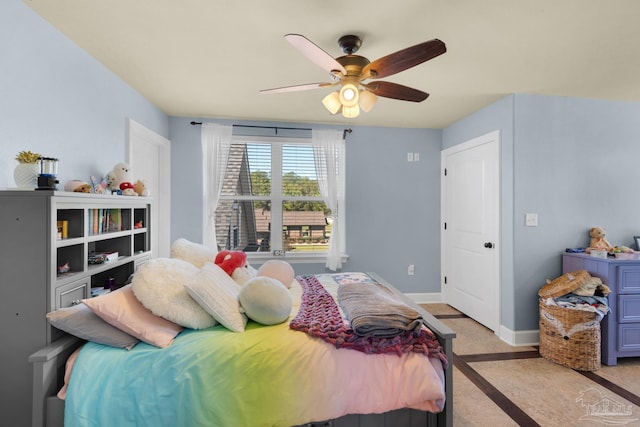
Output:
[
  {"xmin": 525, "ymin": 213, "xmax": 538, "ymax": 227},
  {"xmin": 408, "ymin": 264, "xmax": 415, "ymax": 275}
]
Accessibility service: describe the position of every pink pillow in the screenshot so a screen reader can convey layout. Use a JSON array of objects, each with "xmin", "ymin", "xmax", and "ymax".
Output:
[{"xmin": 83, "ymin": 284, "xmax": 183, "ymax": 348}]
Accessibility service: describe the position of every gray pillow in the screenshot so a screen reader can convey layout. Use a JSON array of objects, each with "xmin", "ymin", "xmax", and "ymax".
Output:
[{"xmin": 46, "ymin": 303, "xmax": 139, "ymax": 350}]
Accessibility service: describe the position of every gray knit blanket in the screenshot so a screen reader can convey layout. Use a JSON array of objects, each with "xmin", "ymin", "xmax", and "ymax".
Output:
[{"xmin": 337, "ymin": 281, "xmax": 424, "ymax": 338}]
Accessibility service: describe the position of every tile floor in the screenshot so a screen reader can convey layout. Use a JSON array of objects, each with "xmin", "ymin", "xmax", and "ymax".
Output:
[{"xmin": 421, "ymin": 303, "xmax": 640, "ymax": 427}]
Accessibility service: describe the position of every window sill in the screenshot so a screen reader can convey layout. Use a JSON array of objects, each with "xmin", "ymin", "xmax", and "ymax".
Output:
[{"xmin": 246, "ymin": 252, "xmax": 349, "ymax": 265}]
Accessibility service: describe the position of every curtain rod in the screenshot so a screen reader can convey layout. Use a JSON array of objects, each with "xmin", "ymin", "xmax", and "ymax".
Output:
[{"xmin": 190, "ymin": 121, "xmax": 352, "ymax": 139}]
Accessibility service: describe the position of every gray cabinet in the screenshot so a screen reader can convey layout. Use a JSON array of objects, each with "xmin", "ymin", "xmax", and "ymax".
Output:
[{"xmin": 0, "ymin": 190, "xmax": 152, "ymax": 426}]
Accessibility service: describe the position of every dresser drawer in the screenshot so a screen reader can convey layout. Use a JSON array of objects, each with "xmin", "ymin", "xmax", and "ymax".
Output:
[
  {"xmin": 617, "ymin": 266, "xmax": 640, "ymax": 293},
  {"xmin": 55, "ymin": 279, "xmax": 89, "ymax": 309},
  {"xmin": 618, "ymin": 324, "xmax": 640, "ymax": 352},
  {"xmin": 618, "ymin": 295, "xmax": 640, "ymax": 323}
]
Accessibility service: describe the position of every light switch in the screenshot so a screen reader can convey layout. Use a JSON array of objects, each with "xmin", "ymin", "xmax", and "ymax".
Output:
[
  {"xmin": 525, "ymin": 213, "xmax": 538, "ymax": 227},
  {"xmin": 407, "ymin": 152, "xmax": 414, "ymax": 162}
]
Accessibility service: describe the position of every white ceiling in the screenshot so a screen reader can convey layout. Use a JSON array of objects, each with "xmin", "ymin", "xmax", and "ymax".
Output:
[{"xmin": 23, "ymin": 0, "xmax": 640, "ymax": 129}]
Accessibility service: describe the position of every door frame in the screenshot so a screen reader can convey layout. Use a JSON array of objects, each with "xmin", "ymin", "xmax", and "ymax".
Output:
[
  {"xmin": 440, "ymin": 130, "xmax": 501, "ymax": 332},
  {"xmin": 127, "ymin": 118, "xmax": 171, "ymax": 258}
]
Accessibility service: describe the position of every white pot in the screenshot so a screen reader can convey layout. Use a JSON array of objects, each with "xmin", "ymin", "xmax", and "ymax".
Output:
[{"xmin": 13, "ymin": 163, "xmax": 38, "ymax": 189}]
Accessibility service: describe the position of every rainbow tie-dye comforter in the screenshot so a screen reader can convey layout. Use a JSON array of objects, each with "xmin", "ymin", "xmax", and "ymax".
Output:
[{"xmin": 64, "ymin": 274, "xmax": 446, "ymax": 427}]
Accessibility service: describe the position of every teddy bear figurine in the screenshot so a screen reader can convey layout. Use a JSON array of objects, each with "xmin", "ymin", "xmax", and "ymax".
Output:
[
  {"xmin": 134, "ymin": 179, "xmax": 150, "ymax": 197},
  {"xmin": 587, "ymin": 226, "xmax": 614, "ymax": 253},
  {"xmin": 107, "ymin": 163, "xmax": 133, "ymax": 193}
]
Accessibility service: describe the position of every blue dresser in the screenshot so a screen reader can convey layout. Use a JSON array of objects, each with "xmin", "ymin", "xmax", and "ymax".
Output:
[{"xmin": 563, "ymin": 252, "xmax": 640, "ymax": 365}]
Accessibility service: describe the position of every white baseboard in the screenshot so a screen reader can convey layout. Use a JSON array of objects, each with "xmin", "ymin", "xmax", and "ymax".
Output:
[
  {"xmin": 498, "ymin": 325, "xmax": 539, "ymax": 347},
  {"xmin": 406, "ymin": 293, "xmax": 442, "ymax": 304}
]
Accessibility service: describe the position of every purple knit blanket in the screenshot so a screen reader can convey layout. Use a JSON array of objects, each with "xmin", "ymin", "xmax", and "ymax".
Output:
[{"xmin": 290, "ymin": 275, "xmax": 448, "ymax": 368}]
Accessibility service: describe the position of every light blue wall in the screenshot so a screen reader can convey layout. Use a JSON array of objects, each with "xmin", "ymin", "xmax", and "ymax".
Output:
[
  {"xmin": 0, "ymin": 0, "xmax": 168, "ymax": 190},
  {"xmin": 512, "ymin": 94, "xmax": 640, "ymax": 330},
  {"xmin": 169, "ymin": 117, "xmax": 443, "ymax": 294},
  {"xmin": 443, "ymin": 93, "xmax": 640, "ymax": 331}
]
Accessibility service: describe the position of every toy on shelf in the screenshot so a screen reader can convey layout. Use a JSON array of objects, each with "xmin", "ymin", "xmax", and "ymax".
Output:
[
  {"xmin": 105, "ymin": 163, "xmax": 150, "ymax": 196},
  {"xmin": 64, "ymin": 180, "xmax": 91, "ymax": 193},
  {"xmin": 586, "ymin": 226, "xmax": 634, "ymax": 254}
]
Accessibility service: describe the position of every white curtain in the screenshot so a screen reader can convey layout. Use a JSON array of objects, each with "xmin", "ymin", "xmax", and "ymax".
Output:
[
  {"xmin": 312, "ymin": 129, "xmax": 345, "ymax": 271},
  {"xmin": 201, "ymin": 123, "xmax": 233, "ymax": 250}
]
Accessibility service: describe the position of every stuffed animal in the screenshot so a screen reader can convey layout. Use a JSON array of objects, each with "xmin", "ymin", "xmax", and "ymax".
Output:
[
  {"xmin": 119, "ymin": 181, "xmax": 138, "ymax": 196},
  {"xmin": 107, "ymin": 163, "xmax": 132, "ymax": 191},
  {"xmin": 64, "ymin": 180, "xmax": 91, "ymax": 193},
  {"xmin": 105, "ymin": 171, "xmax": 117, "ymax": 191},
  {"xmin": 214, "ymin": 250, "xmax": 247, "ymax": 276},
  {"xmin": 213, "ymin": 250, "xmax": 259, "ymax": 285},
  {"xmin": 134, "ymin": 179, "xmax": 150, "ymax": 197},
  {"xmin": 586, "ymin": 226, "xmax": 635, "ymax": 254},
  {"xmin": 587, "ymin": 226, "xmax": 613, "ymax": 253}
]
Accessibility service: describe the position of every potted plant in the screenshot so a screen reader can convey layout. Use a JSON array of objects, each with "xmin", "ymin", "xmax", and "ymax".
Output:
[{"xmin": 14, "ymin": 150, "xmax": 41, "ymax": 189}]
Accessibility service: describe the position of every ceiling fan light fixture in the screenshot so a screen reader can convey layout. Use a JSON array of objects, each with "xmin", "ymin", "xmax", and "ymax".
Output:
[
  {"xmin": 322, "ymin": 91, "xmax": 342, "ymax": 115},
  {"xmin": 339, "ymin": 83, "xmax": 359, "ymax": 107},
  {"xmin": 263, "ymin": 34, "xmax": 447, "ymax": 119},
  {"xmin": 342, "ymin": 104, "xmax": 360, "ymax": 118},
  {"xmin": 359, "ymin": 90, "xmax": 377, "ymax": 112}
]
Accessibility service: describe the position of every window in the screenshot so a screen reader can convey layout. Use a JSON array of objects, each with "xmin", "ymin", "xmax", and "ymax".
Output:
[{"xmin": 213, "ymin": 136, "xmax": 339, "ymax": 260}]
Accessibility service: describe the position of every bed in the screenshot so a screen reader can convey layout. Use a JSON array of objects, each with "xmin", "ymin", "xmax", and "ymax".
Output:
[{"xmin": 29, "ymin": 272, "xmax": 455, "ymax": 427}]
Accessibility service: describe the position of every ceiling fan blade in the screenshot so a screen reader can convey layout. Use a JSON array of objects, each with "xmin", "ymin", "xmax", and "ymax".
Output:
[
  {"xmin": 259, "ymin": 82, "xmax": 334, "ymax": 94},
  {"xmin": 362, "ymin": 39, "xmax": 446, "ymax": 80},
  {"xmin": 284, "ymin": 34, "xmax": 347, "ymax": 75},
  {"xmin": 363, "ymin": 81, "xmax": 429, "ymax": 102}
]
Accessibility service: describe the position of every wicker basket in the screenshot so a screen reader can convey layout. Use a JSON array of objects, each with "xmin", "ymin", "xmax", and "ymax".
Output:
[
  {"xmin": 538, "ymin": 299, "xmax": 601, "ymax": 371},
  {"xmin": 538, "ymin": 270, "xmax": 591, "ymax": 299}
]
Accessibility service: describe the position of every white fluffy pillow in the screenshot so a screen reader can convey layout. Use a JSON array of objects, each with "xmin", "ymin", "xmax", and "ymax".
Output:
[
  {"xmin": 239, "ymin": 276, "xmax": 293, "ymax": 325},
  {"xmin": 170, "ymin": 238, "xmax": 216, "ymax": 268},
  {"xmin": 185, "ymin": 263, "xmax": 247, "ymax": 332},
  {"xmin": 132, "ymin": 258, "xmax": 217, "ymax": 329}
]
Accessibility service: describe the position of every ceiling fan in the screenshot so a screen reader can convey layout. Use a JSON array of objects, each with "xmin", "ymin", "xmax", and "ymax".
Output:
[{"xmin": 260, "ymin": 34, "xmax": 446, "ymax": 118}]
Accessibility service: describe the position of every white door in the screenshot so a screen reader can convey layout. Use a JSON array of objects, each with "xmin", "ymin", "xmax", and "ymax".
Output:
[
  {"xmin": 127, "ymin": 119, "xmax": 171, "ymax": 258},
  {"xmin": 441, "ymin": 131, "xmax": 500, "ymax": 332}
]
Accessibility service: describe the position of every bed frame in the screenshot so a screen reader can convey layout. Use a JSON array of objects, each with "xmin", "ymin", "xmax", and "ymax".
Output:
[{"xmin": 29, "ymin": 272, "xmax": 455, "ymax": 427}]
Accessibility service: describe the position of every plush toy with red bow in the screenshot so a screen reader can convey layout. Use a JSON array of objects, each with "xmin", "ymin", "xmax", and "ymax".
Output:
[
  {"xmin": 119, "ymin": 181, "xmax": 138, "ymax": 196},
  {"xmin": 214, "ymin": 250, "xmax": 258, "ymax": 285},
  {"xmin": 214, "ymin": 250, "xmax": 247, "ymax": 275}
]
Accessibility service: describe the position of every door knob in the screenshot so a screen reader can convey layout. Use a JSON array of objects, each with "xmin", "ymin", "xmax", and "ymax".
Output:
[{"xmin": 484, "ymin": 242, "xmax": 494, "ymax": 249}]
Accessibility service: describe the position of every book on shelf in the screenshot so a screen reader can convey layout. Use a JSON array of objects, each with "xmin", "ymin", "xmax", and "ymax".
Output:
[
  {"xmin": 56, "ymin": 220, "xmax": 68, "ymax": 239},
  {"xmin": 108, "ymin": 208, "xmax": 122, "ymax": 231},
  {"xmin": 91, "ymin": 209, "xmax": 99, "ymax": 235},
  {"xmin": 89, "ymin": 208, "xmax": 122, "ymax": 234}
]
